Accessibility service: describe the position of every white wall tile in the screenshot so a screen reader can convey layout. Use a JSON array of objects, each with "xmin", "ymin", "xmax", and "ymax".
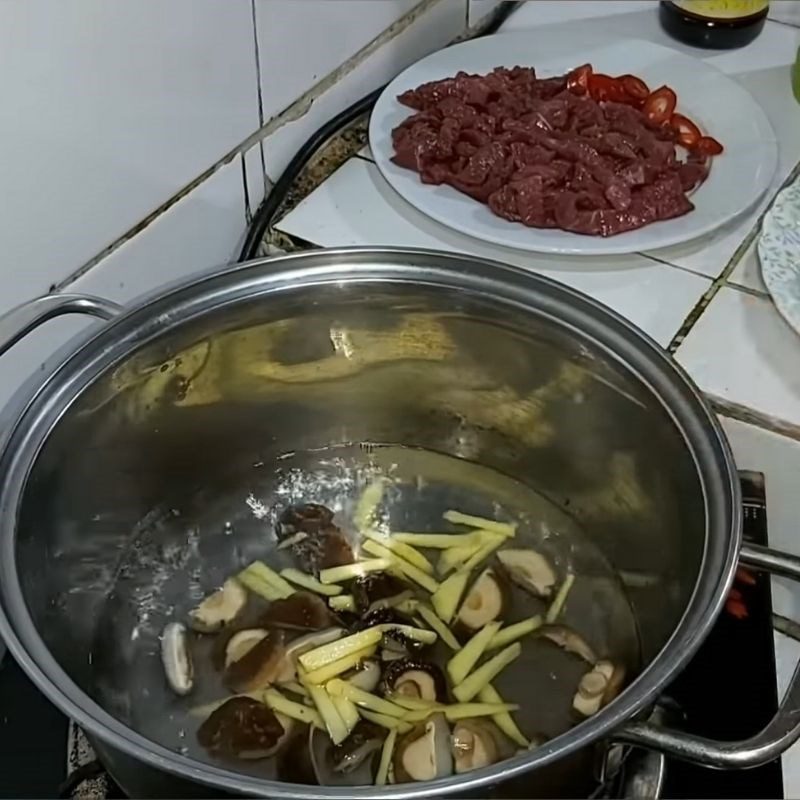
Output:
[
  {"xmin": 263, "ymin": 0, "xmax": 467, "ymax": 179},
  {"xmin": 276, "ymin": 157, "xmax": 710, "ymax": 346},
  {"xmin": 0, "ymin": 162, "xmax": 248, "ymax": 421},
  {"xmin": 66, "ymin": 161, "xmax": 247, "ymax": 304},
  {"xmin": 676, "ymin": 287, "xmax": 800, "ymax": 426},
  {"xmin": 0, "ymin": 0, "xmax": 260, "ymax": 312},
  {"xmin": 255, "ymin": 0, "xmax": 419, "ymax": 122}
]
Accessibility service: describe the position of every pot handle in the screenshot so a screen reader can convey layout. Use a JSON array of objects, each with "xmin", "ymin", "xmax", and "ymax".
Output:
[
  {"xmin": 0, "ymin": 294, "xmax": 122, "ymax": 359},
  {"xmin": 614, "ymin": 542, "xmax": 800, "ymax": 768}
]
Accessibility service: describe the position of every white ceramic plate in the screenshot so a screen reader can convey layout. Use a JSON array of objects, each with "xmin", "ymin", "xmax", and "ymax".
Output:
[
  {"xmin": 369, "ymin": 32, "xmax": 778, "ymax": 256},
  {"xmin": 759, "ymin": 175, "xmax": 800, "ymax": 336}
]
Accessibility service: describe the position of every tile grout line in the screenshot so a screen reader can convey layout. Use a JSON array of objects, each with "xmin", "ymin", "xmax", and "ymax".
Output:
[
  {"xmin": 667, "ymin": 159, "xmax": 800, "ymax": 354},
  {"xmin": 55, "ymin": 0, "xmax": 446, "ymax": 291},
  {"xmin": 249, "ymin": 0, "xmax": 270, "ymax": 197},
  {"xmin": 712, "ymin": 394, "xmax": 800, "ymax": 444},
  {"xmin": 240, "ymin": 154, "xmax": 253, "ymax": 225}
]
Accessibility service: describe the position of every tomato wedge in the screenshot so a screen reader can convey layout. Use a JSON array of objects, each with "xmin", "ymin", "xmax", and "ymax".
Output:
[
  {"xmin": 670, "ymin": 112, "xmax": 701, "ymax": 148},
  {"xmin": 695, "ymin": 135, "xmax": 724, "ymax": 156},
  {"xmin": 588, "ymin": 73, "xmax": 627, "ymax": 103},
  {"xmin": 618, "ymin": 74, "xmax": 650, "ymax": 104},
  {"xmin": 642, "ymin": 85, "xmax": 677, "ymax": 125},
  {"xmin": 566, "ymin": 63, "xmax": 592, "ymax": 96}
]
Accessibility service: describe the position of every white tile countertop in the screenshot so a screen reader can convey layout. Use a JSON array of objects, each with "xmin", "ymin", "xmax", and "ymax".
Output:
[{"xmin": 274, "ymin": 1, "xmax": 800, "ymax": 794}]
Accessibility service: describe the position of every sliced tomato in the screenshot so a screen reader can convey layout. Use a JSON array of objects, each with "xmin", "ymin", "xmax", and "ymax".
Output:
[
  {"xmin": 670, "ymin": 112, "xmax": 701, "ymax": 148},
  {"xmin": 566, "ymin": 63, "xmax": 592, "ymax": 96},
  {"xmin": 695, "ymin": 135, "xmax": 724, "ymax": 156},
  {"xmin": 618, "ymin": 74, "xmax": 650, "ymax": 104},
  {"xmin": 588, "ymin": 73, "xmax": 627, "ymax": 103},
  {"xmin": 642, "ymin": 85, "xmax": 677, "ymax": 125}
]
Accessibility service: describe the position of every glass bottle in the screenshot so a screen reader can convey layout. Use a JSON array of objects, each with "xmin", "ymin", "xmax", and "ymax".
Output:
[{"xmin": 659, "ymin": 0, "xmax": 769, "ymax": 49}]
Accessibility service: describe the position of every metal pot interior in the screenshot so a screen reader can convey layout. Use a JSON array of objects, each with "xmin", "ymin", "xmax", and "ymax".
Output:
[{"xmin": 1, "ymin": 251, "xmax": 736, "ymax": 796}]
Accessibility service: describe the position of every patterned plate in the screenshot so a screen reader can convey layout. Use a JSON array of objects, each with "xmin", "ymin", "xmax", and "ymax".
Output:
[{"xmin": 759, "ymin": 175, "xmax": 800, "ymax": 336}]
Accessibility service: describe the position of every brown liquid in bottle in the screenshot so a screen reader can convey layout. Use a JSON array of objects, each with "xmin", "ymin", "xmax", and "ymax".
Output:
[{"xmin": 659, "ymin": 0, "xmax": 769, "ymax": 49}]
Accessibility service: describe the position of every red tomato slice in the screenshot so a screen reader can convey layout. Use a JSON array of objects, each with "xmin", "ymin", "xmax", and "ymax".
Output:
[
  {"xmin": 566, "ymin": 63, "xmax": 592, "ymax": 96},
  {"xmin": 670, "ymin": 113, "xmax": 701, "ymax": 148},
  {"xmin": 695, "ymin": 135, "xmax": 724, "ymax": 156},
  {"xmin": 588, "ymin": 73, "xmax": 627, "ymax": 103},
  {"xmin": 618, "ymin": 74, "xmax": 650, "ymax": 103},
  {"xmin": 642, "ymin": 85, "xmax": 677, "ymax": 125}
]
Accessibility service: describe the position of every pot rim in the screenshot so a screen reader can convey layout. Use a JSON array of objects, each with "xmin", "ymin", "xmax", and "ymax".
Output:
[{"xmin": 0, "ymin": 247, "xmax": 741, "ymax": 798}]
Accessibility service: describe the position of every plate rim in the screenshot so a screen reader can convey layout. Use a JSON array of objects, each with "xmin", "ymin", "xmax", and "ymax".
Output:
[
  {"xmin": 759, "ymin": 177, "xmax": 800, "ymax": 336},
  {"xmin": 369, "ymin": 33, "xmax": 778, "ymax": 256}
]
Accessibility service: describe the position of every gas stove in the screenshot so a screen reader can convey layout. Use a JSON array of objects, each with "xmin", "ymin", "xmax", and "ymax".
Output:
[{"xmin": 0, "ymin": 471, "xmax": 784, "ymax": 799}]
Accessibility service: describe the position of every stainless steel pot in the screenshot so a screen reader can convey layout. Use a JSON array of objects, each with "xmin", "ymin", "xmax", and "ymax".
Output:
[{"xmin": 1, "ymin": 247, "xmax": 800, "ymax": 799}]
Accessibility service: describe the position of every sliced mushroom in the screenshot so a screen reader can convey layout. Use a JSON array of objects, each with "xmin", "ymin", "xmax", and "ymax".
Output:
[
  {"xmin": 451, "ymin": 719, "xmax": 513, "ymax": 773},
  {"xmin": 278, "ymin": 627, "xmax": 344, "ymax": 683},
  {"xmin": 260, "ymin": 591, "xmax": 337, "ymax": 630},
  {"xmin": 496, "ymin": 549, "xmax": 556, "ymax": 598},
  {"xmin": 393, "ymin": 713, "xmax": 453, "ymax": 783},
  {"xmin": 352, "ymin": 572, "xmax": 409, "ymax": 613},
  {"xmin": 277, "ymin": 503, "xmax": 334, "ymax": 539},
  {"xmin": 224, "ymin": 628, "xmax": 286, "ymax": 693},
  {"xmin": 160, "ymin": 622, "xmax": 193, "ymax": 696},
  {"xmin": 188, "ymin": 578, "xmax": 248, "ymax": 633},
  {"xmin": 572, "ymin": 660, "xmax": 625, "ymax": 717},
  {"xmin": 382, "ymin": 658, "xmax": 447, "ymax": 702},
  {"xmin": 538, "ymin": 625, "xmax": 597, "ymax": 664},
  {"xmin": 309, "ymin": 722, "xmax": 384, "ymax": 786},
  {"xmin": 277, "ymin": 504, "xmax": 354, "ymax": 574},
  {"xmin": 225, "ymin": 629, "xmax": 268, "ymax": 669},
  {"xmin": 347, "ymin": 659, "xmax": 381, "ymax": 693},
  {"xmin": 197, "ymin": 696, "xmax": 288, "ymax": 760},
  {"xmin": 455, "ymin": 568, "xmax": 508, "ymax": 634}
]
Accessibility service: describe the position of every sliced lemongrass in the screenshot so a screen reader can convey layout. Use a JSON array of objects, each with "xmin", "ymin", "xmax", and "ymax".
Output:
[
  {"xmin": 401, "ymin": 707, "xmax": 437, "ymax": 723},
  {"xmin": 461, "ymin": 534, "xmax": 506, "ymax": 572},
  {"xmin": 319, "ymin": 558, "xmax": 392, "ymax": 585},
  {"xmin": 307, "ymin": 682, "xmax": 349, "ymax": 744},
  {"xmin": 453, "ymin": 642, "xmax": 522, "ymax": 703},
  {"xmin": 417, "ymin": 604, "xmax": 461, "ymax": 651},
  {"xmin": 279, "ymin": 567, "xmax": 342, "ymax": 596},
  {"xmin": 443, "ymin": 702, "xmax": 519, "ymax": 721},
  {"xmin": 375, "ymin": 728, "xmax": 397, "ymax": 786},
  {"xmin": 328, "ymin": 594, "xmax": 356, "ymax": 613},
  {"xmin": 447, "ymin": 621, "xmax": 502, "ymax": 684},
  {"xmin": 280, "ymin": 680, "xmax": 309, "ymax": 697},
  {"xmin": 443, "ymin": 510, "xmax": 517, "ymax": 538},
  {"xmin": 394, "ymin": 597, "xmax": 420, "ymax": 615},
  {"xmin": 298, "ymin": 628, "xmax": 383, "ymax": 672},
  {"xmin": 302, "ymin": 644, "xmax": 377, "ymax": 685},
  {"xmin": 437, "ymin": 543, "xmax": 481, "ymax": 576},
  {"xmin": 237, "ymin": 572, "xmax": 283, "ymax": 601},
  {"xmin": 546, "ymin": 573, "xmax": 575, "ymax": 623},
  {"xmin": 359, "ymin": 708, "xmax": 413, "ymax": 732},
  {"xmin": 388, "ymin": 694, "xmax": 441, "ymax": 711},
  {"xmin": 354, "ymin": 477, "xmax": 387, "ymax": 532},
  {"xmin": 363, "ymin": 530, "xmax": 433, "ymax": 574},
  {"xmin": 332, "ymin": 695, "xmax": 360, "ymax": 735},
  {"xmin": 326, "ymin": 678, "xmax": 407, "ymax": 718},
  {"xmin": 361, "ymin": 539, "xmax": 439, "ymax": 593},
  {"xmin": 239, "ymin": 561, "xmax": 295, "ymax": 598},
  {"xmin": 377, "ymin": 623, "xmax": 437, "ymax": 645},
  {"xmin": 392, "ymin": 532, "xmax": 483, "ymax": 549},
  {"xmin": 478, "ymin": 684, "xmax": 529, "ymax": 747},
  {"xmin": 487, "ymin": 615, "xmax": 543, "ymax": 651},
  {"xmin": 277, "ymin": 531, "xmax": 307, "ymax": 550},
  {"xmin": 431, "ymin": 570, "xmax": 470, "ymax": 624},
  {"xmin": 263, "ymin": 689, "xmax": 323, "ymax": 728}
]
